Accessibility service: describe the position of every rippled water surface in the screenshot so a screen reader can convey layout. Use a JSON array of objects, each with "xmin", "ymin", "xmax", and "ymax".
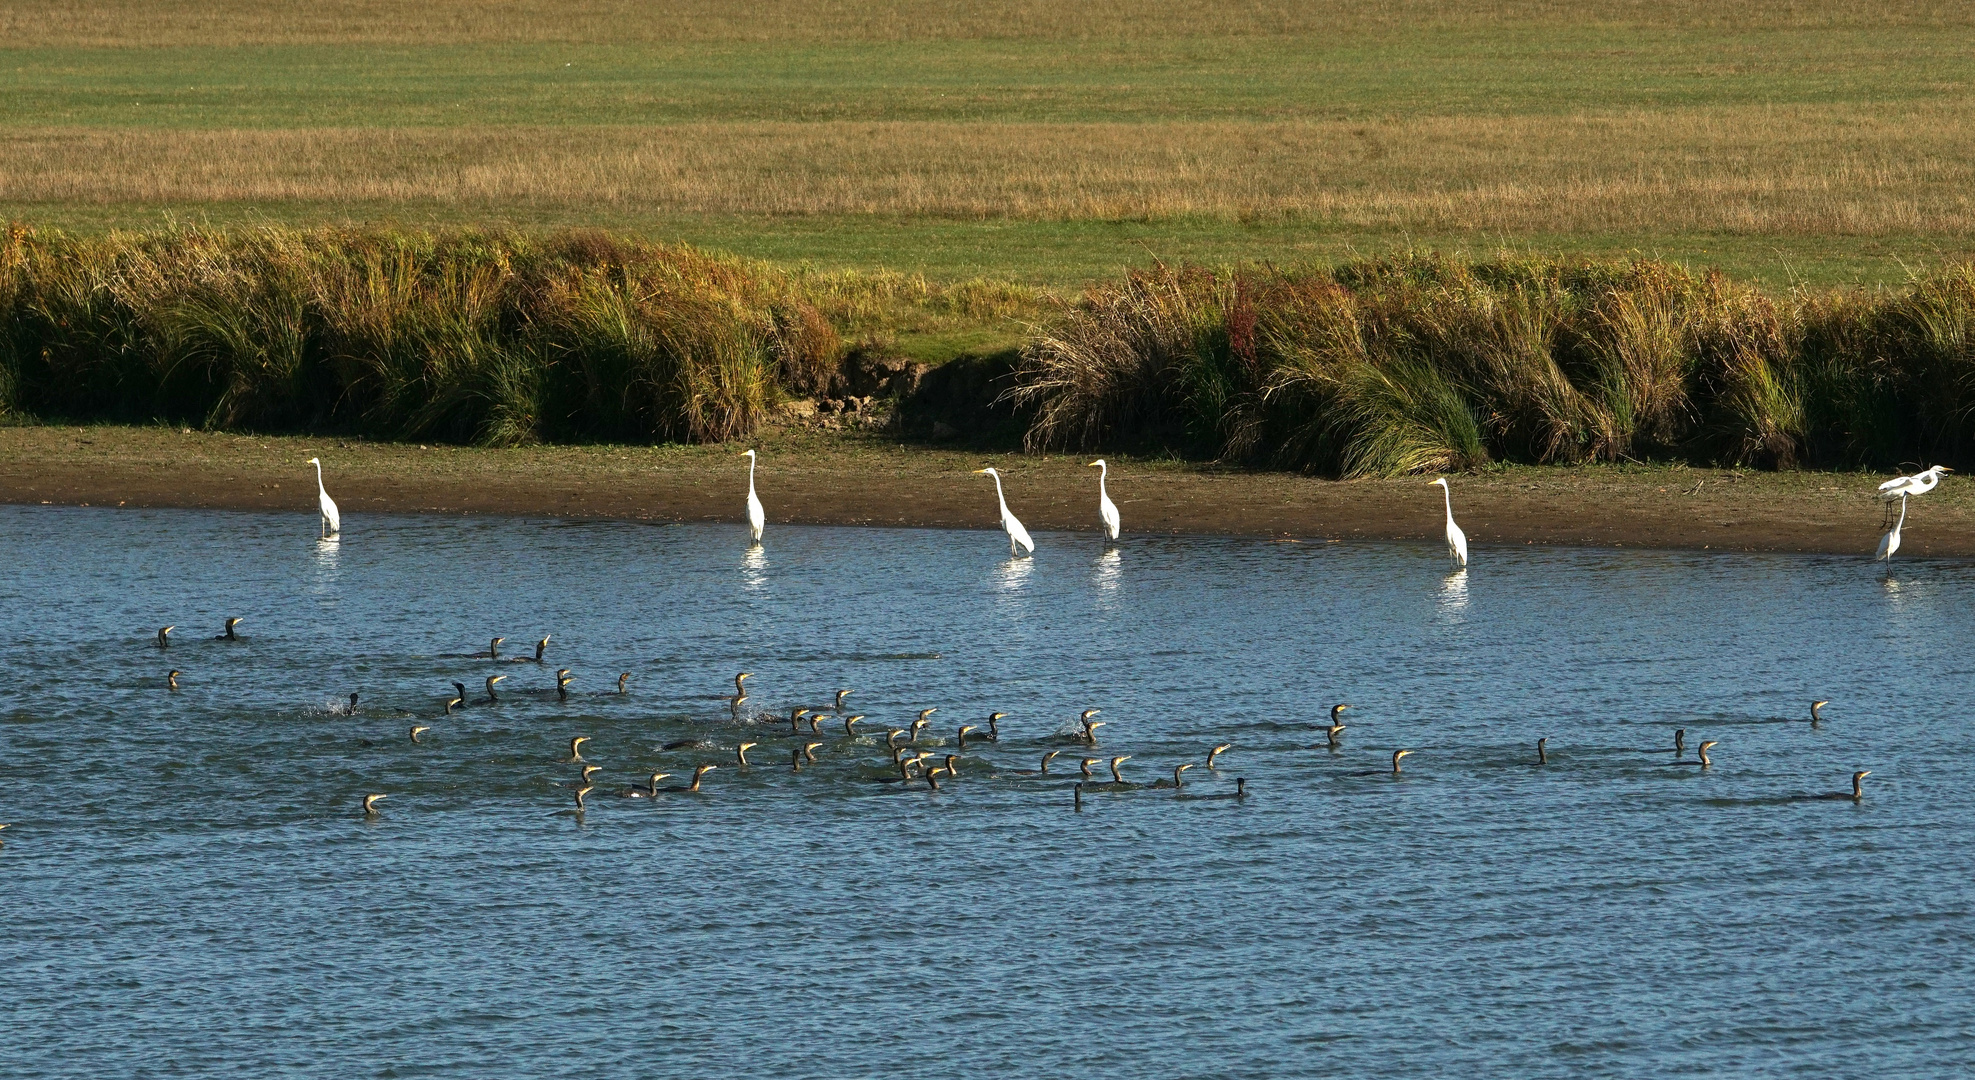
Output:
[{"xmin": 5, "ymin": 505, "xmax": 1974, "ymax": 1077}]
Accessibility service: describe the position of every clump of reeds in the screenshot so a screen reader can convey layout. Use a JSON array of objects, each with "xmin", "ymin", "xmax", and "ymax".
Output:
[
  {"xmin": 1010, "ymin": 253, "xmax": 1975, "ymax": 474},
  {"xmin": 0, "ymin": 223, "xmax": 828, "ymax": 445}
]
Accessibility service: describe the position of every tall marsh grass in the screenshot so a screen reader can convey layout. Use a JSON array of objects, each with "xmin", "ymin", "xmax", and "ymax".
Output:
[
  {"xmin": 0, "ymin": 225, "xmax": 822, "ymax": 444},
  {"xmin": 1011, "ymin": 255, "xmax": 1975, "ymax": 474}
]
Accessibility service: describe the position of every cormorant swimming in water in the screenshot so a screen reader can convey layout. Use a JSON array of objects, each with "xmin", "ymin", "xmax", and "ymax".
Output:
[{"xmin": 215, "ymin": 617, "xmax": 243, "ymax": 641}]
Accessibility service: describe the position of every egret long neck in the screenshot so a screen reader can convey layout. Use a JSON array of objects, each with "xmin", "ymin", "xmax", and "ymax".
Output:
[
  {"xmin": 747, "ymin": 455, "xmax": 757, "ymax": 496},
  {"xmin": 1896, "ymin": 496, "xmax": 1907, "ymax": 531},
  {"xmin": 992, "ymin": 472, "xmax": 1010, "ymax": 516},
  {"xmin": 1098, "ymin": 461, "xmax": 1109, "ymax": 498},
  {"xmin": 1442, "ymin": 483, "xmax": 1454, "ymax": 523},
  {"xmin": 313, "ymin": 460, "xmax": 325, "ymax": 495}
]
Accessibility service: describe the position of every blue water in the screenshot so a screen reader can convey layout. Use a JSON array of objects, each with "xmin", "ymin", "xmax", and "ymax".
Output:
[{"xmin": 4, "ymin": 504, "xmax": 1973, "ymax": 1077}]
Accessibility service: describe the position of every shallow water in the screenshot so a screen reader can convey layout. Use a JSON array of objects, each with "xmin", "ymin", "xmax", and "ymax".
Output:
[{"xmin": 4, "ymin": 504, "xmax": 1973, "ymax": 1077}]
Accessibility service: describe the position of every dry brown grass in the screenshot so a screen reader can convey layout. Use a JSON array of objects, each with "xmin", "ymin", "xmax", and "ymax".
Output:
[
  {"xmin": 8, "ymin": 108, "xmax": 1975, "ymax": 237},
  {"xmin": 8, "ymin": 0, "xmax": 1968, "ymax": 47}
]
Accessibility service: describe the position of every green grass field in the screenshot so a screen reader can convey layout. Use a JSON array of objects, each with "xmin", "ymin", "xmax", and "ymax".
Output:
[{"xmin": 4, "ymin": 1, "xmax": 1974, "ymax": 287}]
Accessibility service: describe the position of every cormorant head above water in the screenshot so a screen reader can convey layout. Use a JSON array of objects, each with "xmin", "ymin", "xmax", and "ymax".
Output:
[
  {"xmin": 167, "ymin": 670, "xmax": 180, "ymax": 691},
  {"xmin": 409, "ymin": 726, "xmax": 429, "ymax": 744},
  {"xmin": 835, "ymin": 688, "xmax": 854, "ymax": 712},
  {"xmin": 1108, "ymin": 756, "xmax": 1131, "ymax": 784},
  {"xmin": 568, "ymin": 736, "xmax": 590, "ymax": 762},
  {"xmin": 737, "ymin": 742, "xmax": 758, "ymax": 766},
  {"xmin": 1330, "ymin": 703, "xmax": 1351, "ymax": 722},
  {"xmin": 1207, "ymin": 743, "xmax": 1233, "ymax": 767},
  {"xmin": 617, "ymin": 672, "xmax": 630, "ymax": 695},
  {"xmin": 1811, "ymin": 699, "xmax": 1830, "ymax": 725},
  {"xmin": 156, "ymin": 626, "xmax": 174, "ymax": 648},
  {"xmin": 1392, "ymin": 749, "xmax": 1414, "ymax": 775},
  {"xmin": 362, "ymin": 794, "xmax": 386, "ymax": 816},
  {"xmin": 485, "ymin": 674, "xmax": 506, "ymax": 702},
  {"xmin": 216, "ymin": 617, "xmax": 243, "ymax": 640}
]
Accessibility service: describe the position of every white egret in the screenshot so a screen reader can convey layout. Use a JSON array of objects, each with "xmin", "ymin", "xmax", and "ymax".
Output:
[
  {"xmin": 1087, "ymin": 459, "xmax": 1121, "ymax": 541},
  {"xmin": 1876, "ymin": 494, "xmax": 1906, "ymax": 565},
  {"xmin": 973, "ymin": 467, "xmax": 1034, "ymax": 555},
  {"xmin": 1431, "ymin": 477, "xmax": 1467, "ymax": 569},
  {"xmin": 741, "ymin": 449, "xmax": 764, "ymax": 545},
  {"xmin": 306, "ymin": 457, "xmax": 340, "ymax": 537},
  {"xmin": 1878, "ymin": 465, "xmax": 1951, "ymax": 500}
]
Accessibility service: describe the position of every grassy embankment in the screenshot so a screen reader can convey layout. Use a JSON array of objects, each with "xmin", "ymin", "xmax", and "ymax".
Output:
[
  {"xmin": 4, "ymin": 0, "xmax": 1975, "ymax": 293},
  {"xmin": 4, "ymin": 227, "xmax": 1975, "ymax": 479}
]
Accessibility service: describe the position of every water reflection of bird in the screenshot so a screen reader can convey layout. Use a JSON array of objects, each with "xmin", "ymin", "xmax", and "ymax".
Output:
[
  {"xmin": 215, "ymin": 617, "xmax": 243, "ymax": 641},
  {"xmin": 973, "ymin": 467, "xmax": 1035, "ymax": 555},
  {"xmin": 1668, "ymin": 741, "xmax": 1717, "ymax": 768},
  {"xmin": 1431, "ymin": 478, "xmax": 1468, "ymax": 569}
]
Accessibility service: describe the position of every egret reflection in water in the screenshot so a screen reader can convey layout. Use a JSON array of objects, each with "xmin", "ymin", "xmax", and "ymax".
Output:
[{"xmin": 1436, "ymin": 567, "xmax": 1469, "ymax": 617}]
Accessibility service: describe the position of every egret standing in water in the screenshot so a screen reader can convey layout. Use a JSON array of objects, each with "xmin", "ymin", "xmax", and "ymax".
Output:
[
  {"xmin": 1087, "ymin": 459, "xmax": 1121, "ymax": 541},
  {"xmin": 306, "ymin": 457, "xmax": 340, "ymax": 538},
  {"xmin": 973, "ymin": 468, "xmax": 1034, "ymax": 555},
  {"xmin": 741, "ymin": 448, "xmax": 765, "ymax": 546},
  {"xmin": 1877, "ymin": 494, "xmax": 1906, "ymax": 569},
  {"xmin": 1431, "ymin": 477, "xmax": 1467, "ymax": 569}
]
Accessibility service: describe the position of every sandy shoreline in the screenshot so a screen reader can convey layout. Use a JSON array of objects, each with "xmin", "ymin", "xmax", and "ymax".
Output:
[{"xmin": 3, "ymin": 425, "xmax": 1969, "ymax": 557}]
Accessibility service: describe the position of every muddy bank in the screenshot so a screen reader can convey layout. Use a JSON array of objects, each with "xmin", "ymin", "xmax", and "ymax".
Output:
[{"xmin": 3, "ymin": 426, "xmax": 1969, "ymax": 557}]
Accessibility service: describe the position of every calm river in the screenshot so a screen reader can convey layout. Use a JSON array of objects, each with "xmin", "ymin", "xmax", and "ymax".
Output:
[{"xmin": 3, "ymin": 505, "xmax": 1972, "ymax": 1077}]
